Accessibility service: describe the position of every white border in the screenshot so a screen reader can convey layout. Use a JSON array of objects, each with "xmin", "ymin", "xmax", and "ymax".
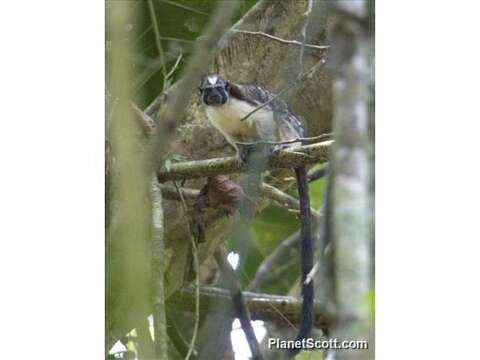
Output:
[{"xmin": 0, "ymin": 1, "xmax": 104, "ymax": 359}]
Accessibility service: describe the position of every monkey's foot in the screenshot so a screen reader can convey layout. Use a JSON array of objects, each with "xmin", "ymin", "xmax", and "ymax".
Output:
[{"xmin": 237, "ymin": 142, "xmax": 275, "ymax": 165}]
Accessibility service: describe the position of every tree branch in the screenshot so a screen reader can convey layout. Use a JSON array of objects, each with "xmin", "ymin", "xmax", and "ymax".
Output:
[
  {"xmin": 308, "ymin": 165, "xmax": 328, "ymax": 182},
  {"xmin": 169, "ymin": 286, "xmax": 334, "ymax": 329},
  {"xmin": 247, "ymin": 230, "xmax": 301, "ymax": 292},
  {"xmin": 157, "ymin": 141, "xmax": 332, "ymax": 182},
  {"xmin": 160, "ymin": 182, "xmax": 320, "ymax": 219},
  {"xmin": 151, "ymin": 180, "xmax": 169, "ymax": 360}
]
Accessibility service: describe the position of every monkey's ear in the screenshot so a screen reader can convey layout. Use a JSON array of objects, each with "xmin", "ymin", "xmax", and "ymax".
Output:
[
  {"xmin": 225, "ymin": 82, "xmax": 230, "ymax": 92},
  {"xmin": 198, "ymin": 86, "xmax": 203, "ymax": 93}
]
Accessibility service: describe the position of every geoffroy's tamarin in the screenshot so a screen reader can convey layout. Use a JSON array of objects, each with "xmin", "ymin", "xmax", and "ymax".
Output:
[{"xmin": 199, "ymin": 74, "xmax": 314, "ymax": 356}]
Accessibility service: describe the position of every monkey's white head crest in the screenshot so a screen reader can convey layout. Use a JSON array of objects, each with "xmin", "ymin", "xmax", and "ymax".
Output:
[{"xmin": 207, "ymin": 75, "xmax": 219, "ymax": 85}]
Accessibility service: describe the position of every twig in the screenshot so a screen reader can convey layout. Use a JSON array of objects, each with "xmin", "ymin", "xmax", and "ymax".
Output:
[
  {"xmin": 230, "ymin": 29, "xmax": 329, "ymax": 51},
  {"xmin": 137, "ymin": 99, "xmax": 332, "ymax": 148},
  {"xmin": 147, "ymin": 0, "xmax": 168, "ymax": 83},
  {"xmin": 240, "ymin": 57, "xmax": 327, "ymax": 122},
  {"xmin": 159, "ymin": 0, "xmax": 209, "ymax": 16},
  {"xmin": 157, "ymin": 141, "xmax": 332, "ymax": 182},
  {"xmin": 304, "ymin": 261, "xmax": 319, "ymax": 286},
  {"xmin": 214, "ymin": 249, "xmax": 264, "ymax": 360},
  {"xmin": 160, "ymin": 182, "xmax": 320, "ymax": 220},
  {"xmin": 144, "ymin": 82, "xmax": 177, "ymax": 116},
  {"xmin": 261, "ymin": 183, "xmax": 321, "ymax": 220},
  {"xmin": 299, "ymin": 0, "xmax": 313, "ymax": 75},
  {"xmin": 151, "ymin": 180, "xmax": 169, "ymax": 359},
  {"xmin": 169, "ymin": 285, "xmax": 334, "ymax": 328},
  {"xmin": 166, "ymin": 312, "xmax": 196, "ymax": 359},
  {"xmin": 185, "ymin": 238, "xmax": 199, "ymax": 360},
  {"xmin": 172, "ymin": 181, "xmax": 200, "ymax": 360},
  {"xmin": 308, "ymin": 165, "xmax": 328, "ymax": 182},
  {"xmin": 160, "ymin": 185, "xmax": 199, "ymax": 201},
  {"xmin": 236, "ymin": 133, "xmax": 333, "ymax": 146},
  {"xmin": 165, "ymin": 53, "xmax": 183, "ymax": 80},
  {"xmin": 131, "ymin": 101, "xmax": 156, "ymax": 136}
]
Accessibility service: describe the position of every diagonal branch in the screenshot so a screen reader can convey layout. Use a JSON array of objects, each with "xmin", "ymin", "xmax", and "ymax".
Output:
[
  {"xmin": 247, "ymin": 230, "xmax": 301, "ymax": 292},
  {"xmin": 240, "ymin": 57, "xmax": 327, "ymax": 122}
]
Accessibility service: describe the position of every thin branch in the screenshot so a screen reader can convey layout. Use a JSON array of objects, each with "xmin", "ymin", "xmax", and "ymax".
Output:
[
  {"xmin": 159, "ymin": 0, "xmax": 209, "ymax": 16},
  {"xmin": 157, "ymin": 140, "xmax": 332, "ymax": 182},
  {"xmin": 230, "ymin": 29, "xmax": 329, "ymax": 51},
  {"xmin": 308, "ymin": 164, "xmax": 328, "ymax": 182},
  {"xmin": 166, "ymin": 312, "xmax": 197, "ymax": 359},
  {"xmin": 147, "ymin": 0, "xmax": 168, "ymax": 82},
  {"xmin": 160, "ymin": 185, "xmax": 199, "ymax": 201},
  {"xmin": 299, "ymin": 0, "xmax": 313, "ymax": 75},
  {"xmin": 304, "ymin": 261, "xmax": 319, "ymax": 286},
  {"xmin": 131, "ymin": 101, "xmax": 156, "ymax": 136},
  {"xmin": 144, "ymin": 81, "xmax": 177, "ymax": 116},
  {"xmin": 236, "ymin": 133, "xmax": 333, "ymax": 146},
  {"xmin": 261, "ymin": 183, "xmax": 321, "ymax": 220},
  {"xmin": 185, "ymin": 240, "xmax": 199, "ymax": 360},
  {"xmin": 160, "ymin": 181, "xmax": 320, "ymax": 222},
  {"xmin": 151, "ymin": 180, "xmax": 169, "ymax": 360},
  {"xmin": 165, "ymin": 53, "xmax": 183, "ymax": 80},
  {"xmin": 247, "ymin": 230, "xmax": 301, "ymax": 292},
  {"xmin": 156, "ymin": 36, "xmax": 194, "ymax": 44},
  {"xmin": 240, "ymin": 57, "xmax": 327, "ymax": 122},
  {"xmin": 169, "ymin": 285, "xmax": 335, "ymax": 328},
  {"xmin": 214, "ymin": 249, "xmax": 264, "ymax": 360},
  {"xmin": 137, "ymin": 92, "xmax": 331, "ymax": 147},
  {"xmin": 172, "ymin": 181, "xmax": 200, "ymax": 360}
]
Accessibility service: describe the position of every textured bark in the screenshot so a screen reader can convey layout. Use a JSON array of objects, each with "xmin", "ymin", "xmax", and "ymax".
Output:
[{"xmin": 327, "ymin": 1, "xmax": 375, "ymax": 359}]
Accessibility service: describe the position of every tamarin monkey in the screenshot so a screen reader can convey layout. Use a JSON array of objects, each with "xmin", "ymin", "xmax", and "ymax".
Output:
[{"xmin": 199, "ymin": 74, "xmax": 313, "ymax": 355}]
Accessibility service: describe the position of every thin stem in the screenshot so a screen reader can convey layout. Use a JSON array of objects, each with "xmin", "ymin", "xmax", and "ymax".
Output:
[
  {"xmin": 147, "ymin": 0, "xmax": 168, "ymax": 84},
  {"xmin": 159, "ymin": 0, "xmax": 209, "ymax": 16},
  {"xmin": 231, "ymin": 28, "xmax": 329, "ymax": 51},
  {"xmin": 172, "ymin": 181, "xmax": 199, "ymax": 360},
  {"xmin": 240, "ymin": 57, "xmax": 327, "ymax": 122}
]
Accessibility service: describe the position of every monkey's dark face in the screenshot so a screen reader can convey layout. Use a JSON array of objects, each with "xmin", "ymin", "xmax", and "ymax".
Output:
[{"xmin": 199, "ymin": 75, "xmax": 229, "ymax": 106}]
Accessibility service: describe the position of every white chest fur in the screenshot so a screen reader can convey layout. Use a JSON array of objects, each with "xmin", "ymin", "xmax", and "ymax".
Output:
[{"xmin": 205, "ymin": 98, "xmax": 276, "ymax": 144}]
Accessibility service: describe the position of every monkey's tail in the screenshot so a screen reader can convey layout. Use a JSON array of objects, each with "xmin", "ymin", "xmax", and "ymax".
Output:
[{"xmin": 288, "ymin": 166, "xmax": 314, "ymax": 357}]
